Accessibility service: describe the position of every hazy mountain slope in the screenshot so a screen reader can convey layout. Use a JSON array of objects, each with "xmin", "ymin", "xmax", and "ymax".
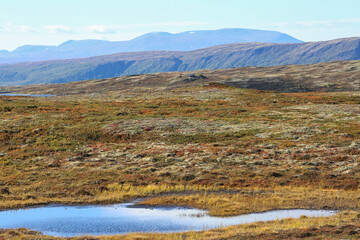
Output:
[
  {"xmin": 4, "ymin": 59, "xmax": 360, "ymax": 95},
  {"xmin": 0, "ymin": 37, "xmax": 359, "ymax": 86},
  {"xmin": 0, "ymin": 28, "xmax": 302, "ymax": 64}
]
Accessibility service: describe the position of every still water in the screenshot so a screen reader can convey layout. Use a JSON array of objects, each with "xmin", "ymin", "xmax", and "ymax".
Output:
[
  {"xmin": 0, "ymin": 93, "xmax": 54, "ymax": 97},
  {"xmin": 0, "ymin": 203, "xmax": 336, "ymax": 237}
]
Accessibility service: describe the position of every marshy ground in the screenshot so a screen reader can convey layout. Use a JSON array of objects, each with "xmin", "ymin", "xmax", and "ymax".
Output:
[{"xmin": 0, "ymin": 83, "xmax": 359, "ymax": 239}]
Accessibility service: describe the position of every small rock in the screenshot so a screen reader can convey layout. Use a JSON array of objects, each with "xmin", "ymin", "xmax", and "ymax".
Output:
[
  {"xmin": 269, "ymin": 172, "xmax": 283, "ymax": 177},
  {"xmin": 0, "ymin": 187, "xmax": 10, "ymax": 195}
]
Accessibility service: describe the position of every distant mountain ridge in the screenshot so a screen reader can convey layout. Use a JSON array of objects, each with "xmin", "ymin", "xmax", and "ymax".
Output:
[
  {"xmin": 0, "ymin": 28, "xmax": 302, "ymax": 64},
  {"xmin": 0, "ymin": 37, "xmax": 359, "ymax": 86}
]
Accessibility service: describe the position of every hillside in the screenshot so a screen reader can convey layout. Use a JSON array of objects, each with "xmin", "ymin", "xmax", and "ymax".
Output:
[
  {"xmin": 0, "ymin": 37, "xmax": 359, "ymax": 86},
  {"xmin": 0, "ymin": 28, "xmax": 302, "ymax": 64},
  {"xmin": 1, "ymin": 60, "xmax": 360, "ymax": 240},
  {"xmin": 4, "ymin": 59, "xmax": 360, "ymax": 95},
  {"xmin": 1, "ymin": 75, "xmax": 359, "ymax": 239}
]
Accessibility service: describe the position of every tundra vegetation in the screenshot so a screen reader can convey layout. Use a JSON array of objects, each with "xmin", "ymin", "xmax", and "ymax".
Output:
[{"xmin": 0, "ymin": 81, "xmax": 359, "ymax": 239}]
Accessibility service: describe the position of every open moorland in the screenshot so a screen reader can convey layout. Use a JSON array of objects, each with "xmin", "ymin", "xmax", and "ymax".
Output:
[
  {"xmin": 4, "ymin": 59, "xmax": 360, "ymax": 95},
  {"xmin": 0, "ymin": 62, "xmax": 359, "ymax": 239}
]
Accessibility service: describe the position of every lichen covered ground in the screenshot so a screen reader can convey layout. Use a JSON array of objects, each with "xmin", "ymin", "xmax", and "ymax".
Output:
[{"xmin": 0, "ymin": 84, "xmax": 359, "ymax": 239}]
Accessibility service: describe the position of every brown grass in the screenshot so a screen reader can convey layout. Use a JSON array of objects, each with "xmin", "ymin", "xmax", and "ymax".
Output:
[
  {"xmin": 0, "ymin": 84, "xmax": 359, "ymax": 239},
  {"xmin": 139, "ymin": 187, "xmax": 360, "ymax": 216}
]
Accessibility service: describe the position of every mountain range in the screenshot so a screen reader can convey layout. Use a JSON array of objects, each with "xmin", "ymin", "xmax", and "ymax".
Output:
[
  {"xmin": 0, "ymin": 28, "xmax": 302, "ymax": 64},
  {"xmin": 0, "ymin": 37, "xmax": 359, "ymax": 86}
]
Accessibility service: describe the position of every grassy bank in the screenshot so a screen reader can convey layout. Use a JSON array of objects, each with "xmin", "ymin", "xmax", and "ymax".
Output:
[{"xmin": 139, "ymin": 187, "xmax": 360, "ymax": 216}]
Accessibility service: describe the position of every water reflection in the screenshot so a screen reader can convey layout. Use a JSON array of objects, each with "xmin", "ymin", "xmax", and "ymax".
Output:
[
  {"xmin": 0, "ymin": 203, "xmax": 336, "ymax": 237},
  {"xmin": 0, "ymin": 93, "xmax": 54, "ymax": 97}
]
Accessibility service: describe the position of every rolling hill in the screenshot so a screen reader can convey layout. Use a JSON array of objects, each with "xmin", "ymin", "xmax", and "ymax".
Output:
[
  {"xmin": 0, "ymin": 37, "xmax": 359, "ymax": 86},
  {"xmin": 4, "ymin": 59, "xmax": 360, "ymax": 95},
  {"xmin": 0, "ymin": 28, "xmax": 302, "ymax": 64}
]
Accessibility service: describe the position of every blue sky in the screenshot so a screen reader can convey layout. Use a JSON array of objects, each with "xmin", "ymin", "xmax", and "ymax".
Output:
[{"xmin": 1, "ymin": 0, "xmax": 360, "ymax": 50}]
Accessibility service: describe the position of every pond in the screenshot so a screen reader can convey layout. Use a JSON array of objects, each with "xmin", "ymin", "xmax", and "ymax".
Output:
[
  {"xmin": 0, "ymin": 203, "xmax": 336, "ymax": 237},
  {"xmin": 0, "ymin": 93, "xmax": 54, "ymax": 97}
]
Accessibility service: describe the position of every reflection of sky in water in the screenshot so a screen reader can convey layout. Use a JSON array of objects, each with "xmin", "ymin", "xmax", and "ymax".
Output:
[
  {"xmin": 0, "ymin": 94, "xmax": 54, "ymax": 97},
  {"xmin": 0, "ymin": 203, "xmax": 336, "ymax": 237}
]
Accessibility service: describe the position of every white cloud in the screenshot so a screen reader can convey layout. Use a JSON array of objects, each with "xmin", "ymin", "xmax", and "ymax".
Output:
[
  {"xmin": 3, "ymin": 22, "xmax": 13, "ymax": 32},
  {"xmin": 18, "ymin": 25, "xmax": 34, "ymax": 33},
  {"xmin": 87, "ymin": 25, "xmax": 116, "ymax": 34},
  {"xmin": 86, "ymin": 21, "xmax": 208, "ymax": 34},
  {"xmin": 2, "ymin": 21, "xmax": 208, "ymax": 36},
  {"xmin": 120, "ymin": 21, "xmax": 208, "ymax": 29},
  {"xmin": 274, "ymin": 22, "xmax": 289, "ymax": 27},
  {"xmin": 5, "ymin": 22, "xmax": 11, "ymax": 30},
  {"xmin": 276, "ymin": 18, "xmax": 360, "ymax": 28},
  {"xmin": 0, "ymin": 22, "xmax": 34, "ymax": 33},
  {"xmin": 43, "ymin": 25, "xmax": 71, "ymax": 34},
  {"xmin": 297, "ymin": 18, "xmax": 360, "ymax": 27},
  {"xmin": 270, "ymin": 17, "xmax": 360, "ymax": 42}
]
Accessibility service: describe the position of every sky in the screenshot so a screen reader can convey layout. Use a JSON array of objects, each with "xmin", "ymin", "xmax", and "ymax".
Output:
[{"xmin": 1, "ymin": 0, "xmax": 360, "ymax": 51}]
